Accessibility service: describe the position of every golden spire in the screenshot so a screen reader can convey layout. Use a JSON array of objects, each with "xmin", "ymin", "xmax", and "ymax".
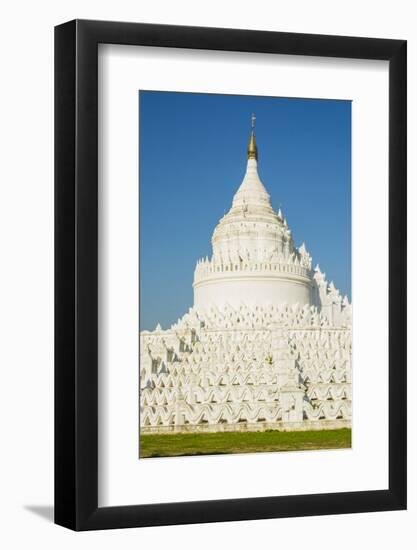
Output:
[{"xmin": 247, "ymin": 113, "xmax": 258, "ymax": 160}]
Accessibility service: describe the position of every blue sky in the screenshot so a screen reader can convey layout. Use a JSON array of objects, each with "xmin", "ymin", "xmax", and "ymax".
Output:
[{"xmin": 140, "ymin": 91, "xmax": 351, "ymax": 330}]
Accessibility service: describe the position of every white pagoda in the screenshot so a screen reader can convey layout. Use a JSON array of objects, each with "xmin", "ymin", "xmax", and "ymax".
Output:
[{"xmin": 140, "ymin": 116, "xmax": 352, "ymax": 434}]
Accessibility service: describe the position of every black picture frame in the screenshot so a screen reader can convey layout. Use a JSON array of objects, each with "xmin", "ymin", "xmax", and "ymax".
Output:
[{"xmin": 55, "ymin": 19, "xmax": 407, "ymax": 531}]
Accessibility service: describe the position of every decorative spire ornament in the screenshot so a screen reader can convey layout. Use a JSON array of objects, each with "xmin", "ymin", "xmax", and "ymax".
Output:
[{"xmin": 247, "ymin": 113, "xmax": 258, "ymax": 160}]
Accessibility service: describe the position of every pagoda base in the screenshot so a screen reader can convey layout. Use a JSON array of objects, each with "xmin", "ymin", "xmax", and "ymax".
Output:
[{"xmin": 141, "ymin": 419, "xmax": 351, "ymax": 435}]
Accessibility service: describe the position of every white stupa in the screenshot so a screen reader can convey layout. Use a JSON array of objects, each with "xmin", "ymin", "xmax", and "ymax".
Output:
[
  {"xmin": 194, "ymin": 120, "xmax": 312, "ymax": 310},
  {"xmin": 140, "ymin": 116, "xmax": 352, "ymax": 434}
]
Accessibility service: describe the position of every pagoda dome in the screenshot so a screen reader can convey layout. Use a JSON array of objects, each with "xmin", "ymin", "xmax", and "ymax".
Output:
[
  {"xmin": 211, "ymin": 155, "xmax": 295, "ymax": 265},
  {"xmin": 193, "ymin": 116, "xmax": 314, "ymax": 312}
]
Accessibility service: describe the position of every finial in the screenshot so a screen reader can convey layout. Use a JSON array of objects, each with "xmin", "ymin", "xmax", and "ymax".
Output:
[{"xmin": 247, "ymin": 113, "xmax": 258, "ymax": 160}]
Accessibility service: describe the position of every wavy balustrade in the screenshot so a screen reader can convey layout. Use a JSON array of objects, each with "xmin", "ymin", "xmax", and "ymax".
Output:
[{"xmin": 140, "ymin": 304, "xmax": 351, "ymax": 433}]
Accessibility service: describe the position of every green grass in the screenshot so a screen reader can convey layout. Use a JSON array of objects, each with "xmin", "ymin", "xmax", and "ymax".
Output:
[{"xmin": 139, "ymin": 428, "xmax": 351, "ymax": 458}]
